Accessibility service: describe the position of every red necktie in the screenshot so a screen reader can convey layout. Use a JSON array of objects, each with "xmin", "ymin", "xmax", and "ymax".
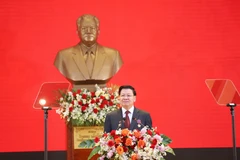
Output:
[{"xmin": 125, "ymin": 111, "xmax": 130, "ymax": 129}]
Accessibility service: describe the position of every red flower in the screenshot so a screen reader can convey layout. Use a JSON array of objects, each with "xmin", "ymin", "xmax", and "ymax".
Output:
[
  {"xmin": 82, "ymin": 94, "xmax": 87, "ymax": 99},
  {"xmin": 110, "ymin": 95, "xmax": 115, "ymax": 99},
  {"xmin": 94, "ymin": 137, "xmax": 100, "ymax": 143},
  {"xmin": 129, "ymin": 144, "xmax": 136, "ymax": 150},
  {"xmin": 71, "ymin": 101, "xmax": 74, "ymax": 105},
  {"xmin": 102, "ymin": 100, "xmax": 108, "ymax": 105},
  {"xmin": 114, "ymin": 135, "xmax": 120, "ymax": 139},
  {"xmin": 122, "ymin": 137, "xmax": 127, "ymax": 144},
  {"xmin": 150, "ymin": 144, "xmax": 155, "ymax": 149},
  {"xmin": 77, "ymin": 89, "xmax": 81, "ymax": 94},
  {"xmin": 99, "ymin": 104, "xmax": 105, "ymax": 109},
  {"xmin": 81, "ymin": 106, "xmax": 86, "ymax": 112},
  {"xmin": 91, "ymin": 92, "xmax": 95, "ymax": 97},
  {"xmin": 91, "ymin": 99, "xmax": 95, "ymax": 104},
  {"xmin": 93, "ymin": 108, "xmax": 98, "ymax": 114},
  {"xmin": 152, "ymin": 139, "xmax": 157, "ymax": 145},
  {"xmin": 96, "ymin": 98, "xmax": 100, "ymax": 103},
  {"xmin": 100, "ymin": 95, "xmax": 105, "ymax": 99},
  {"xmin": 69, "ymin": 107, "xmax": 73, "ymax": 112},
  {"xmin": 73, "ymin": 92, "xmax": 77, "ymax": 97},
  {"xmin": 78, "ymin": 101, "xmax": 82, "ymax": 106},
  {"xmin": 109, "ymin": 101, "xmax": 113, "ymax": 106},
  {"xmin": 107, "ymin": 140, "xmax": 114, "ymax": 147},
  {"xmin": 110, "ymin": 130, "xmax": 116, "ymax": 136},
  {"xmin": 155, "ymin": 131, "xmax": 160, "ymax": 135},
  {"xmin": 123, "ymin": 146, "xmax": 128, "ymax": 152},
  {"xmin": 154, "ymin": 128, "xmax": 160, "ymax": 135},
  {"xmin": 103, "ymin": 133, "xmax": 108, "ymax": 137},
  {"xmin": 147, "ymin": 130, "xmax": 153, "ymax": 136}
]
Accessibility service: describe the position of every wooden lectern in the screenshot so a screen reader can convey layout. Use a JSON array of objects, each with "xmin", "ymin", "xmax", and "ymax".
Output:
[{"xmin": 67, "ymin": 123, "xmax": 102, "ymax": 160}]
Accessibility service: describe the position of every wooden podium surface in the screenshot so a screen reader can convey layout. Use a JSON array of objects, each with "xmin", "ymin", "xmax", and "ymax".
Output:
[
  {"xmin": 73, "ymin": 149, "xmax": 99, "ymax": 160},
  {"xmin": 67, "ymin": 124, "xmax": 100, "ymax": 160}
]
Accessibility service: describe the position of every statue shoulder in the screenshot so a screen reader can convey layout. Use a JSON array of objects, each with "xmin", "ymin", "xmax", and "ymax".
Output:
[
  {"xmin": 57, "ymin": 45, "xmax": 79, "ymax": 55},
  {"xmin": 98, "ymin": 45, "xmax": 120, "ymax": 54}
]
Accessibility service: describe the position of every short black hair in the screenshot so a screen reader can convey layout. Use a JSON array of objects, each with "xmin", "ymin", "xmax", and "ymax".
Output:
[{"xmin": 118, "ymin": 85, "xmax": 137, "ymax": 96}]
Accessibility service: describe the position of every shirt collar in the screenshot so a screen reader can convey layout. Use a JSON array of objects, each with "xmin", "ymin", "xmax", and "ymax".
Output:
[
  {"xmin": 122, "ymin": 106, "xmax": 134, "ymax": 115},
  {"xmin": 80, "ymin": 43, "xmax": 97, "ymax": 55}
]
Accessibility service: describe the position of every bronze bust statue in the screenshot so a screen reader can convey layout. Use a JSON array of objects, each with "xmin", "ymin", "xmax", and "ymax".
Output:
[{"xmin": 54, "ymin": 14, "xmax": 123, "ymax": 91}]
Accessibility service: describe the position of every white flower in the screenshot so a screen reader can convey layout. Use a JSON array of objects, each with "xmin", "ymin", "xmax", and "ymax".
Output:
[
  {"xmin": 140, "ymin": 127, "xmax": 147, "ymax": 135},
  {"xmin": 103, "ymin": 93, "xmax": 109, "ymax": 99},
  {"xmin": 82, "ymin": 99, "xmax": 87, "ymax": 104},
  {"xmin": 56, "ymin": 108, "xmax": 61, "ymax": 114},
  {"xmin": 56, "ymin": 84, "xmax": 119, "ymax": 126},
  {"xmin": 76, "ymin": 94, "xmax": 81, "ymax": 101},
  {"xmin": 115, "ymin": 129, "xmax": 122, "ymax": 135},
  {"xmin": 63, "ymin": 110, "xmax": 69, "ymax": 117},
  {"xmin": 107, "ymin": 150, "xmax": 114, "ymax": 158},
  {"xmin": 153, "ymin": 134, "xmax": 163, "ymax": 143},
  {"xmin": 95, "ymin": 89, "xmax": 104, "ymax": 97}
]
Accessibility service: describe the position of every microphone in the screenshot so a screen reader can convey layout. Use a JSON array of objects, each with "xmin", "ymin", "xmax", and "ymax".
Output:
[{"xmin": 116, "ymin": 118, "xmax": 126, "ymax": 130}]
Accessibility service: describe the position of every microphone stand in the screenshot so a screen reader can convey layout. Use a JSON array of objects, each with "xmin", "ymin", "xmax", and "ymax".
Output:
[
  {"xmin": 42, "ymin": 106, "xmax": 52, "ymax": 160},
  {"xmin": 226, "ymin": 103, "xmax": 237, "ymax": 160},
  {"xmin": 116, "ymin": 118, "xmax": 125, "ymax": 130},
  {"xmin": 132, "ymin": 118, "xmax": 150, "ymax": 129}
]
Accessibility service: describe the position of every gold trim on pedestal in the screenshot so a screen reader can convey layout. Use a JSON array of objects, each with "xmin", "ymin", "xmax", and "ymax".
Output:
[{"xmin": 73, "ymin": 126, "xmax": 104, "ymax": 149}]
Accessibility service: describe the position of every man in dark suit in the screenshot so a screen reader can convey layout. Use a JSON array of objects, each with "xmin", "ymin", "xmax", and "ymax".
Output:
[
  {"xmin": 54, "ymin": 14, "xmax": 123, "ymax": 91},
  {"xmin": 104, "ymin": 85, "xmax": 152, "ymax": 133}
]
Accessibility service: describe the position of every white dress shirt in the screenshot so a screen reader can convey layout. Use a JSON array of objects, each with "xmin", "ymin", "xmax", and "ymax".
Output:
[{"xmin": 122, "ymin": 106, "xmax": 134, "ymax": 123}]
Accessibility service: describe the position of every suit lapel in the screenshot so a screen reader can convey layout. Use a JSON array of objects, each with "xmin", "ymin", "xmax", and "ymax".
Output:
[
  {"xmin": 72, "ymin": 45, "xmax": 90, "ymax": 79},
  {"xmin": 130, "ymin": 107, "xmax": 140, "ymax": 130},
  {"xmin": 91, "ymin": 45, "xmax": 106, "ymax": 79},
  {"xmin": 117, "ymin": 109, "xmax": 123, "ymax": 123},
  {"xmin": 114, "ymin": 109, "xmax": 124, "ymax": 130}
]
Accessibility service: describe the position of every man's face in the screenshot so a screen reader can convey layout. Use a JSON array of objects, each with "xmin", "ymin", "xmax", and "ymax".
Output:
[
  {"xmin": 119, "ymin": 89, "xmax": 136, "ymax": 110},
  {"xmin": 77, "ymin": 18, "xmax": 99, "ymax": 47}
]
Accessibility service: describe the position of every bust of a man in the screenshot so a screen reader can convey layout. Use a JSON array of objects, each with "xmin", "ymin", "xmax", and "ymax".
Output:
[{"xmin": 54, "ymin": 14, "xmax": 123, "ymax": 91}]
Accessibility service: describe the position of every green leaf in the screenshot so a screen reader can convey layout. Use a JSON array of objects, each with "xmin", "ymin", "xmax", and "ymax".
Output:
[
  {"xmin": 88, "ymin": 146, "xmax": 101, "ymax": 160},
  {"xmin": 79, "ymin": 139, "xmax": 95, "ymax": 148},
  {"xmin": 71, "ymin": 119, "xmax": 104, "ymax": 126},
  {"xmin": 166, "ymin": 148, "xmax": 175, "ymax": 156},
  {"xmin": 161, "ymin": 134, "xmax": 172, "ymax": 145}
]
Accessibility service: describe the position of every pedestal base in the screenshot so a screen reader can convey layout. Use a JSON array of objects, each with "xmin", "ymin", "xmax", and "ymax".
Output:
[
  {"xmin": 67, "ymin": 124, "xmax": 103, "ymax": 160},
  {"xmin": 73, "ymin": 149, "xmax": 99, "ymax": 160}
]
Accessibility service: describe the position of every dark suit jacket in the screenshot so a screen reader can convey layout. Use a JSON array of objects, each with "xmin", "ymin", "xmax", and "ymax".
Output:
[{"xmin": 104, "ymin": 107, "xmax": 152, "ymax": 133}]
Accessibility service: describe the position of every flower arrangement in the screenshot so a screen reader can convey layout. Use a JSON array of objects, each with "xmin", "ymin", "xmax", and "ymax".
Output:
[
  {"xmin": 56, "ymin": 84, "xmax": 120, "ymax": 126},
  {"xmin": 80, "ymin": 124, "xmax": 175, "ymax": 160}
]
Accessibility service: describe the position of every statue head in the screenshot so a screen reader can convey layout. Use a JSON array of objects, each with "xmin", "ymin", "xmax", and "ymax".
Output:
[{"xmin": 76, "ymin": 14, "xmax": 100, "ymax": 47}]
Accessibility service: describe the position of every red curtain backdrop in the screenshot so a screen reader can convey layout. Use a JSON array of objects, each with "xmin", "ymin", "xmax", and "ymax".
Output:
[{"xmin": 0, "ymin": 0, "xmax": 240, "ymax": 152}]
